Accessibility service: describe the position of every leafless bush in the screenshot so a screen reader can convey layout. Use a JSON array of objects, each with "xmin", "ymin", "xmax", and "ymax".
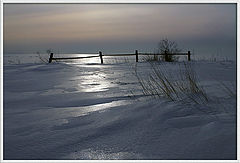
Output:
[
  {"xmin": 36, "ymin": 49, "xmax": 53, "ymax": 63},
  {"xmin": 156, "ymin": 39, "xmax": 181, "ymax": 62}
]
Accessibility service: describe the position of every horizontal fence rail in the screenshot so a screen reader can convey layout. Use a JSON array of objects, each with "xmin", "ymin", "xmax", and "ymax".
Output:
[
  {"xmin": 103, "ymin": 53, "xmax": 136, "ymax": 56},
  {"xmin": 139, "ymin": 53, "xmax": 189, "ymax": 55},
  {"xmin": 49, "ymin": 50, "xmax": 191, "ymax": 63},
  {"xmin": 52, "ymin": 55, "xmax": 99, "ymax": 60}
]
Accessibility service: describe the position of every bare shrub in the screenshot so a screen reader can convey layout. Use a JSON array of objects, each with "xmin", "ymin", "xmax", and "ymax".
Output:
[
  {"xmin": 157, "ymin": 39, "xmax": 181, "ymax": 62},
  {"xmin": 36, "ymin": 49, "xmax": 53, "ymax": 63},
  {"xmin": 143, "ymin": 39, "xmax": 181, "ymax": 62}
]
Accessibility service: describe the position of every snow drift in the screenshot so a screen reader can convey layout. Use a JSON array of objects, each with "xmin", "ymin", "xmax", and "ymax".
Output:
[{"xmin": 3, "ymin": 59, "xmax": 236, "ymax": 160}]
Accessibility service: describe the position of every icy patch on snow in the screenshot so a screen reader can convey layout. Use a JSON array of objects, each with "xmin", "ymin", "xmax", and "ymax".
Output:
[{"xmin": 63, "ymin": 148, "xmax": 143, "ymax": 160}]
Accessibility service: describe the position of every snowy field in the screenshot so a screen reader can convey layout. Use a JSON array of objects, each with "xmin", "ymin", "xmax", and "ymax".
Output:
[{"xmin": 3, "ymin": 55, "xmax": 237, "ymax": 160}]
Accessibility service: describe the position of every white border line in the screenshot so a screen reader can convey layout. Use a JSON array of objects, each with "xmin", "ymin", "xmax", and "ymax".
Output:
[{"xmin": 0, "ymin": 1, "xmax": 238, "ymax": 163}]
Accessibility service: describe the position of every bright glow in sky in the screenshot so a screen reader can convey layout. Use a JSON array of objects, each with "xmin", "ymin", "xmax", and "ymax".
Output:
[{"xmin": 3, "ymin": 4, "xmax": 236, "ymax": 58}]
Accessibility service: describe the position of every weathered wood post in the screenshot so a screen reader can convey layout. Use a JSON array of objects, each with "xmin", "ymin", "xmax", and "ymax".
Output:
[
  {"xmin": 49, "ymin": 53, "xmax": 53, "ymax": 63},
  {"xmin": 164, "ymin": 50, "xmax": 168, "ymax": 62},
  {"xmin": 99, "ymin": 51, "xmax": 103, "ymax": 64},
  {"xmin": 135, "ymin": 50, "xmax": 138, "ymax": 62},
  {"xmin": 188, "ymin": 51, "xmax": 191, "ymax": 61}
]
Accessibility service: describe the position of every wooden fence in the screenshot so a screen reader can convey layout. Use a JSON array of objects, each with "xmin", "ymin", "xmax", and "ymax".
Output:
[{"xmin": 49, "ymin": 50, "xmax": 191, "ymax": 63}]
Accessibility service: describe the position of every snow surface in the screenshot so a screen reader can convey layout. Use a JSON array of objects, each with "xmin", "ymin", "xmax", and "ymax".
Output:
[{"xmin": 3, "ymin": 58, "xmax": 236, "ymax": 160}]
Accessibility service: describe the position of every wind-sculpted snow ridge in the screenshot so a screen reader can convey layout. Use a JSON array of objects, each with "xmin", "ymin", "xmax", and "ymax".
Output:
[{"xmin": 3, "ymin": 60, "xmax": 236, "ymax": 160}]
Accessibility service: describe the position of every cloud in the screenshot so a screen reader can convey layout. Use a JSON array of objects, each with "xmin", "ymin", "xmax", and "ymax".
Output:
[{"xmin": 3, "ymin": 4, "xmax": 236, "ymax": 56}]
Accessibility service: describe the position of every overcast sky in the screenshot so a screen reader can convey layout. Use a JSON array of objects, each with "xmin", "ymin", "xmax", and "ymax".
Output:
[{"xmin": 3, "ymin": 4, "xmax": 236, "ymax": 59}]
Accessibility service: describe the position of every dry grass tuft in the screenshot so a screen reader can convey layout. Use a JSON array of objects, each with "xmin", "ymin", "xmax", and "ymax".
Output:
[{"xmin": 135, "ymin": 62, "xmax": 209, "ymax": 104}]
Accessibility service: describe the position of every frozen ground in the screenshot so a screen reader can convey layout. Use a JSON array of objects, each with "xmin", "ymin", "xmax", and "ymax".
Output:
[{"xmin": 3, "ymin": 57, "xmax": 236, "ymax": 160}]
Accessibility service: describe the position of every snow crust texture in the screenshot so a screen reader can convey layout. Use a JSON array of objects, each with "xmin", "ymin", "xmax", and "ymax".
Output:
[{"xmin": 4, "ymin": 60, "xmax": 236, "ymax": 160}]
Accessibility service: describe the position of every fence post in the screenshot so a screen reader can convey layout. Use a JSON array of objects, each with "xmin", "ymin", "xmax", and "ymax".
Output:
[
  {"xmin": 164, "ymin": 50, "xmax": 167, "ymax": 61},
  {"xmin": 135, "ymin": 50, "xmax": 138, "ymax": 62},
  {"xmin": 49, "ymin": 53, "xmax": 53, "ymax": 63},
  {"xmin": 99, "ymin": 51, "xmax": 103, "ymax": 64},
  {"xmin": 188, "ymin": 51, "xmax": 191, "ymax": 61}
]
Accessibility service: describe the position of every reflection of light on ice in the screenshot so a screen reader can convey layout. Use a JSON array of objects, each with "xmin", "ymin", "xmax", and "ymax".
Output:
[
  {"xmin": 63, "ymin": 148, "xmax": 142, "ymax": 160},
  {"xmin": 65, "ymin": 59, "xmax": 118, "ymax": 93},
  {"xmin": 65, "ymin": 100, "xmax": 130, "ymax": 118},
  {"xmin": 76, "ymin": 71, "xmax": 115, "ymax": 93}
]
